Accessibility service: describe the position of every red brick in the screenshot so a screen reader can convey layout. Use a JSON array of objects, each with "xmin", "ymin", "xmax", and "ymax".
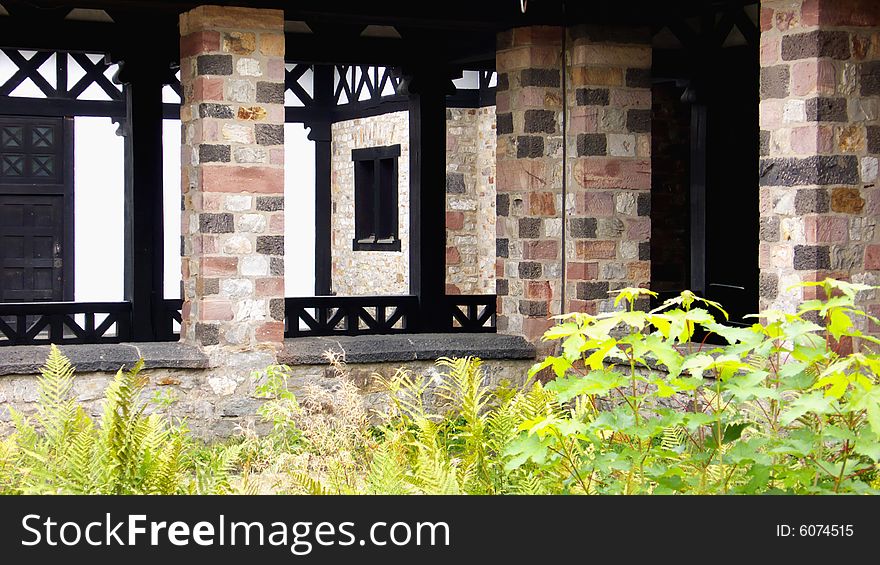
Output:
[
  {"xmin": 790, "ymin": 125, "xmax": 834, "ymax": 154},
  {"xmin": 803, "ymin": 0, "xmax": 880, "ymax": 27},
  {"xmin": 529, "ymin": 192, "xmax": 556, "ymax": 216},
  {"xmin": 760, "ymin": 8, "xmax": 774, "ymax": 32},
  {"xmin": 569, "ymin": 106, "xmax": 599, "ymax": 134},
  {"xmin": 626, "ymin": 217, "xmax": 651, "ymax": 242},
  {"xmin": 201, "ymin": 256, "xmax": 238, "ymax": 276},
  {"xmin": 576, "ymin": 240, "xmax": 617, "ymax": 260},
  {"xmin": 255, "ymin": 321, "xmax": 284, "ymax": 343},
  {"xmin": 865, "ymin": 245, "xmax": 880, "ymax": 270},
  {"xmin": 791, "ymin": 60, "xmax": 836, "ymax": 97},
  {"xmin": 577, "ymin": 192, "xmax": 614, "ymax": 216},
  {"xmin": 446, "ymin": 283, "xmax": 461, "ymax": 295},
  {"xmin": 496, "ymin": 259, "xmax": 505, "ymax": 278},
  {"xmin": 609, "ymin": 89, "xmax": 651, "ymax": 109},
  {"xmin": 446, "ymin": 211, "xmax": 465, "ymax": 231},
  {"xmin": 515, "ymin": 87, "xmax": 562, "ymax": 109},
  {"xmin": 192, "ymin": 76, "xmax": 224, "ymax": 101},
  {"xmin": 200, "ymin": 165, "xmax": 283, "ymax": 194},
  {"xmin": 566, "ymin": 261, "xmax": 599, "ymax": 280},
  {"xmin": 447, "ymin": 247, "xmax": 462, "ymax": 265},
  {"xmin": 805, "ymin": 215, "xmax": 848, "ymax": 244},
  {"xmin": 526, "ymin": 281, "xmax": 553, "ymax": 300},
  {"xmin": 181, "ymin": 31, "xmax": 221, "ymax": 58},
  {"xmin": 523, "ymin": 240, "xmax": 559, "ymax": 260},
  {"xmin": 523, "ymin": 317, "xmax": 555, "ymax": 342},
  {"xmin": 256, "ymin": 277, "xmax": 284, "ymax": 296},
  {"xmin": 566, "ymin": 299, "xmax": 597, "ymax": 315},
  {"xmin": 573, "ymin": 158, "xmax": 650, "ymax": 190},
  {"xmin": 512, "ymin": 26, "xmax": 563, "ymax": 47},
  {"xmin": 497, "ymin": 159, "xmax": 548, "ymax": 192},
  {"xmin": 199, "ymin": 299, "xmax": 234, "ymax": 321}
]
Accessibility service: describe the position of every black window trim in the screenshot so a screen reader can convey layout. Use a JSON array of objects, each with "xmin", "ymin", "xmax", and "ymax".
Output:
[{"xmin": 351, "ymin": 144, "xmax": 401, "ymax": 252}]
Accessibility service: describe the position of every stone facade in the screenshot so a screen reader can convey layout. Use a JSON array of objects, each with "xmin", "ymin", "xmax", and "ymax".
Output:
[
  {"xmin": 179, "ymin": 6, "xmax": 286, "ymax": 349},
  {"xmin": 446, "ymin": 107, "xmax": 497, "ymax": 295},
  {"xmin": 330, "ymin": 112, "xmax": 411, "ymax": 296},
  {"xmin": 495, "ymin": 27, "xmax": 566, "ymax": 343},
  {"xmin": 758, "ymin": 0, "xmax": 880, "ymax": 326},
  {"xmin": 496, "ymin": 25, "xmax": 651, "ymax": 344},
  {"xmin": 0, "ymin": 354, "xmax": 533, "ymax": 440},
  {"xmin": 330, "ymin": 109, "xmax": 497, "ymax": 296},
  {"xmin": 564, "ymin": 26, "xmax": 652, "ymax": 315}
]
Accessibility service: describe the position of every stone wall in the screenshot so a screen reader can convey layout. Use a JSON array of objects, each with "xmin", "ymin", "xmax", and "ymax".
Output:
[
  {"xmin": 759, "ymin": 0, "xmax": 880, "ymax": 327},
  {"xmin": 446, "ymin": 106, "xmax": 497, "ymax": 295},
  {"xmin": 330, "ymin": 112, "xmax": 411, "ymax": 296},
  {"xmin": 0, "ymin": 339, "xmax": 534, "ymax": 439},
  {"xmin": 495, "ymin": 25, "xmax": 652, "ymax": 345},
  {"xmin": 330, "ymin": 108, "xmax": 497, "ymax": 297}
]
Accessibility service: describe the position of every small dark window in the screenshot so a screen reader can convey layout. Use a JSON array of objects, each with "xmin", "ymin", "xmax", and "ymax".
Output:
[{"xmin": 351, "ymin": 145, "xmax": 401, "ymax": 251}]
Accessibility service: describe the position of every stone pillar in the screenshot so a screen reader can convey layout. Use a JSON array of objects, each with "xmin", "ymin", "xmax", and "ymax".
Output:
[
  {"xmin": 179, "ymin": 6, "xmax": 286, "ymax": 349},
  {"xmin": 496, "ymin": 24, "xmax": 652, "ymax": 345},
  {"xmin": 495, "ymin": 26, "xmax": 565, "ymax": 343},
  {"xmin": 565, "ymin": 26, "xmax": 652, "ymax": 315},
  {"xmin": 758, "ymin": 0, "xmax": 880, "ymax": 327}
]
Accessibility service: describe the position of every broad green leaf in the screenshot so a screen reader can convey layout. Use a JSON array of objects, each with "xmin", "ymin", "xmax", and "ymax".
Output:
[
  {"xmin": 849, "ymin": 386, "xmax": 880, "ymax": 434},
  {"xmin": 584, "ymin": 339, "xmax": 616, "ymax": 370},
  {"xmin": 779, "ymin": 391, "xmax": 835, "ymax": 426},
  {"xmin": 641, "ymin": 333, "xmax": 684, "ymax": 377},
  {"xmin": 503, "ymin": 433, "xmax": 554, "ymax": 470},
  {"xmin": 703, "ymin": 321, "xmax": 762, "ymax": 346},
  {"xmin": 543, "ymin": 321, "xmax": 582, "ymax": 341},
  {"xmin": 545, "ymin": 370, "xmax": 628, "ymax": 401},
  {"xmin": 827, "ymin": 309, "xmax": 853, "ymax": 340}
]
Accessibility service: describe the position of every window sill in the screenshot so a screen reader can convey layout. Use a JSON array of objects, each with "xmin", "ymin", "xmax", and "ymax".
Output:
[{"xmin": 352, "ymin": 238, "xmax": 402, "ymax": 252}]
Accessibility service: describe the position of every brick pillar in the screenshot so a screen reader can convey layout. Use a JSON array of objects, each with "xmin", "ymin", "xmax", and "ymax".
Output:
[
  {"xmin": 179, "ymin": 6, "xmax": 286, "ymax": 349},
  {"xmin": 759, "ymin": 0, "xmax": 880, "ymax": 327},
  {"xmin": 495, "ymin": 27, "xmax": 565, "ymax": 343},
  {"xmin": 565, "ymin": 26, "xmax": 652, "ymax": 315}
]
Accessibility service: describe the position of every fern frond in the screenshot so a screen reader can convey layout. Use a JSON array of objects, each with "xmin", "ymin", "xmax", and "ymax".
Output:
[{"xmin": 288, "ymin": 472, "xmax": 330, "ymax": 495}]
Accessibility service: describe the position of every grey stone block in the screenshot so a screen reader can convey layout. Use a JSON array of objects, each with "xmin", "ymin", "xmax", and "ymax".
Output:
[
  {"xmin": 520, "ymin": 68, "xmax": 560, "ymax": 87},
  {"xmin": 577, "ymin": 133, "xmax": 607, "ymax": 156},
  {"xmin": 276, "ymin": 333, "xmax": 536, "ymax": 365},
  {"xmin": 256, "ymin": 81, "xmax": 285, "ymax": 104},
  {"xmin": 196, "ymin": 54, "xmax": 233, "ymax": 75},
  {"xmin": 576, "ymin": 88, "xmax": 609, "ymax": 106}
]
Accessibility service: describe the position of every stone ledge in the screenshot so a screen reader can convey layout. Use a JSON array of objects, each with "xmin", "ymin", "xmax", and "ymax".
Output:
[
  {"xmin": 277, "ymin": 333, "xmax": 537, "ymax": 365},
  {"xmin": 0, "ymin": 342, "xmax": 210, "ymax": 376}
]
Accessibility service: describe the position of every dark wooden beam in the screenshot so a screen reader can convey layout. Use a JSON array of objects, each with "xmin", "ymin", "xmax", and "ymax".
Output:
[
  {"xmin": 116, "ymin": 46, "xmax": 175, "ymax": 341},
  {"xmin": 309, "ymin": 65, "xmax": 334, "ymax": 296},
  {"xmin": 403, "ymin": 58, "xmax": 457, "ymax": 332}
]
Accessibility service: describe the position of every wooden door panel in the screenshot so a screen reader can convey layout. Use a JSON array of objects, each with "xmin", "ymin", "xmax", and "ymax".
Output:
[
  {"xmin": 0, "ymin": 195, "xmax": 64, "ymax": 302},
  {"xmin": 0, "ymin": 115, "xmax": 70, "ymax": 303}
]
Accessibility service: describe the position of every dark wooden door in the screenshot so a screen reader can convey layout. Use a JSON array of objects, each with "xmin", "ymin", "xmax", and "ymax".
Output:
[
  {"xmin": 0, "ymin": 116, "xmax": 72, "ymax": 302},
  {"xmin": 0, "ymin": 195, "xmax": 65, "ymax": 301}
]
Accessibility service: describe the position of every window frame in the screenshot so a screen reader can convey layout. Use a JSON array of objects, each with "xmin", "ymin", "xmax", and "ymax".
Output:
[{"xmin": 350, "ymin": 144, "xmax": 401, "ymax": 252}]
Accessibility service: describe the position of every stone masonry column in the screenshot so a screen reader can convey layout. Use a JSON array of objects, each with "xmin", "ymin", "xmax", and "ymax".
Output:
[
  {"xmin": 759, "ymin": 0, "xmax": 880, "ymax": 328},
  {"xmin": 179, "ymin": 6, "xmax": 286, "ymax": 349},
  {"xmin": 495, "ymin": 27, "xmax": 565, "ymax": 344},
  {"xmin": 565, "ymin": 26, "xmax": 652, "ymax": 315}
]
